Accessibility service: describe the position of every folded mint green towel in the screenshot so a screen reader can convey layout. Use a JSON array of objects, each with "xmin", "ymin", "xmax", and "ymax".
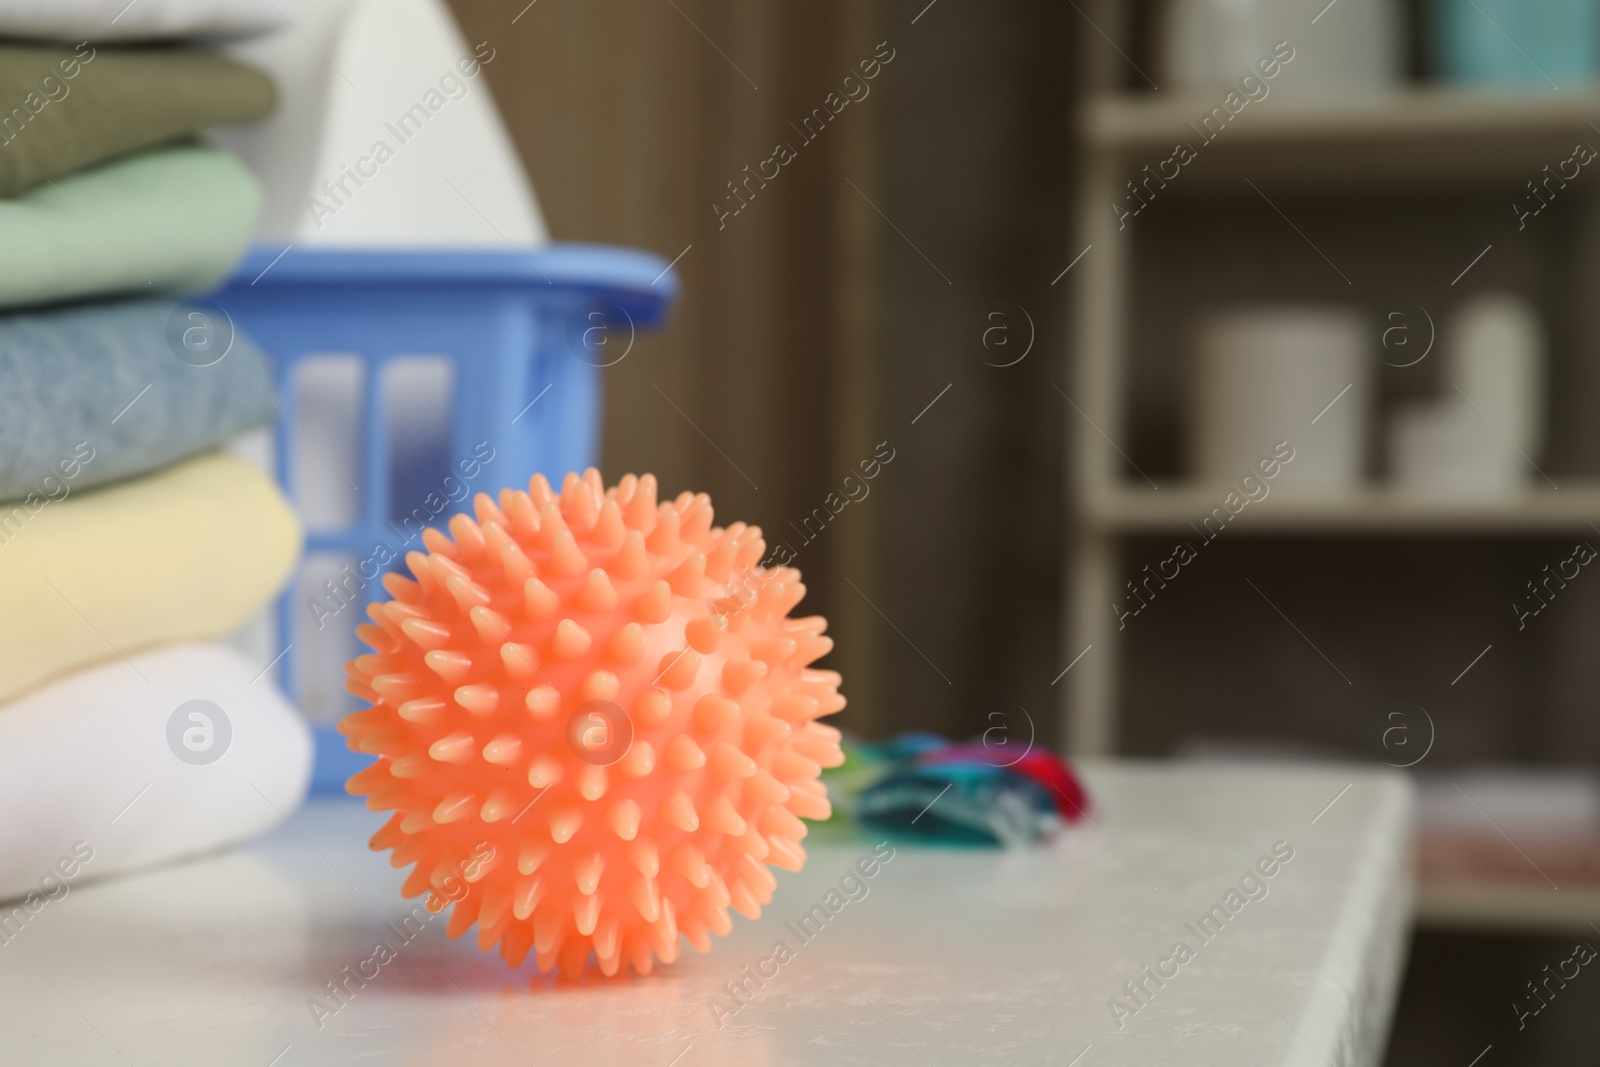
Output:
[
  {"xmin": 0, "ymin": 143, "xmax": 259, "ymax": 310},
  {"xmin": 0, "ymin": 298, "xmax": 277, "ymax": 501}
]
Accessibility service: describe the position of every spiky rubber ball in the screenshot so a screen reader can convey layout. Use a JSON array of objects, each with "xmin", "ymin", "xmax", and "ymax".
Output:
[{"xmin": 340, "ymin": 470, "xmax": 846, "ymax": 977}]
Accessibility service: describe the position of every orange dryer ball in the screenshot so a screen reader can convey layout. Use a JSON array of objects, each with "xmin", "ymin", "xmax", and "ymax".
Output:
[{"xmin": 339, "ymin": 469, "xmax": 846, "ymax": 977}]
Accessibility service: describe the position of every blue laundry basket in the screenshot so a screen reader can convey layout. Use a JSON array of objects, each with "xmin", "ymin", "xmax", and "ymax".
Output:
[{"xmin": 208, "ymin": 242, "xmax": 676, "ymax": 793}]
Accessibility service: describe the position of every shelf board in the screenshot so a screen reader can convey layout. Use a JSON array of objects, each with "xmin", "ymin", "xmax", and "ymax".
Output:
[
  {"xmin": 1084, "ymin": 485, "xmax": 1600, "ymax": 535},
  {"xmin": 1417, "ymin": 879, "xmax": 1600, "ymax": 934},
  {"xmin": 1081, "ymin": 88, "xmax": 1600, "ymax": 189}
]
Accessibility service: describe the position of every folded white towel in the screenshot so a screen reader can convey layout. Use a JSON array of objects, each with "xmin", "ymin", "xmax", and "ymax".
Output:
[
  {"xmin": 0, "ymin": 0, "xmax": 287, "ymax": 42},
  {"xmin": 0, "ymin": 644, "xmax": 311, "ymax": 905}
]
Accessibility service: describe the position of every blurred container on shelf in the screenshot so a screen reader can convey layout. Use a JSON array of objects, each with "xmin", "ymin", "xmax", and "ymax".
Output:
[
  {"xmin": 1388, "ymin": 293, "xmax": 1545, "ymax": 496},
  {"xmin": 1433, "ymin": 0, "xmax": 1599, "ymax": 87},
  {"xmin": 1389, "ymin": 402, "xmax": 1515, "ymax": 495},
  {"xmin": 1450, "ymin": 293, "xmax": 1545, "ymax": 456},
  {"xmin": 1157, "ymin": 0, "xmax": 1404, "ymax": 97},
  {"xmin": 1417, "ymin": 767, "xmax": 1600, "ymax": 886},
  {"xmin": 1188, "ymin": 306, "xmax": 1371, "ymax": 495}
]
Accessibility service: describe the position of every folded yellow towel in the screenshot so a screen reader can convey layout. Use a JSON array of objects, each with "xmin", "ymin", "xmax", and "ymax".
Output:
[{"xmin": 0, "ymin": 452, "xmax": 300, "ymax": 703}]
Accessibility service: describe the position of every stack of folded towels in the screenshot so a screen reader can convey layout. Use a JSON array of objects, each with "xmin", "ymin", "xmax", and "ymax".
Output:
[{"xmin": 0, "ymin": 2, "xmax": 313, "ymax": 901}]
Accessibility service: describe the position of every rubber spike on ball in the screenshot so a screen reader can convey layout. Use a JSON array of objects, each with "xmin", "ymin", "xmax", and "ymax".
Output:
[{"xmin": 340, "ymin": 469, "xmax": 845, "ymax": 976}]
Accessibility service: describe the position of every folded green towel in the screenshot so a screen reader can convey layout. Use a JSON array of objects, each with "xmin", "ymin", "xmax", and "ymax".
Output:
[
  {"xmin": 0, "ymin": 1, "xmax": 283, "ymax": 44},
  {"xmin": 0, "ymin": 298, "xmax": 278, "ymax": 501},
  {"xmin": 0, "ymin": 143, "xmax": 259, "ymax": 310},
  {"xmin": 0, "ymin": 44, "xmax": 275, "ymax": 197}
]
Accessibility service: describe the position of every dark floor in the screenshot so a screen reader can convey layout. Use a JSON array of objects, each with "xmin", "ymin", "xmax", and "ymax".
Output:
[{"xmin": 1384, "ymin": 929, "xmax": 1600, "ymax": 1065}]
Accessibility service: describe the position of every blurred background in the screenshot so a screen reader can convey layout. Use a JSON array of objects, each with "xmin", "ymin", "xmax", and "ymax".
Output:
[
  {"xmin": 443, "ymin": 0, "xmax": 1076, "ymax": 751},
  {"xmin": 6, "ymin": 0, "xmax": 1600, "ymax": 1059},
  {"xmin": 444, "ymin": 0, "xmax": 1600, "ymax": 1060}
]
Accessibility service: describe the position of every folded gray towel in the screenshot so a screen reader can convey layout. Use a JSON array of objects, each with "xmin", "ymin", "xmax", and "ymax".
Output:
[{"xmin": 0, "ymin": 298, "xmax": 277, "ymax": 502}]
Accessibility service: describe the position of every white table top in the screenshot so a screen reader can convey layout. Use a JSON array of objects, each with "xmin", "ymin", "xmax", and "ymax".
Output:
[{"xmin": 0, "ymin": 761, "xmax": 1413, "ymax": 1066}]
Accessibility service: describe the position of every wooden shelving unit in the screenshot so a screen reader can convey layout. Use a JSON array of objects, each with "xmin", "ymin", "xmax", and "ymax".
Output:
[
  {"xmin": 1061, "ymin": 83, "xmax": 1600, "ymax": 749},
  {"xmin": 1083, "ymin": 88, "xmax": 1600, "ymax": 190},
  {"xmin": 1086, "ymin": 485, "xmax": 1600, "ymax": 535},
  {"xmin": 1062, "ymin": 3, "xmax": 1600, "ymax": 933},
  {"xmin": 1417, "ymin": 881, "xmax": 1600, "ymax": 934}
]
